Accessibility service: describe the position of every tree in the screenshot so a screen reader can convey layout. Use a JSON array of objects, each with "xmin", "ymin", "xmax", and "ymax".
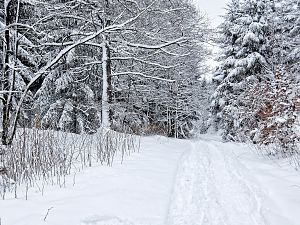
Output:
[
  {"xmin": 0, "ymin": 0, "xmax": 210, "ymax": 142},
  {"xmin": 212, "ymin": 0, "xmax": 300, "ymax": 157},
  {"xmin": 238, "ymin": 0, "xmax": 300, "ymax": 149},
  {"xmin": 0, "ymin": 0, "xmax": 148, "ymax": 143},
  {"xmin": 110, "ymin": 0, "xmax": 210, "ymax": 137},
  {"xmin": 33, "ymin": 0, "xmax": 210, "ymax": 137},
  {"xmin": 211, "ymin": 0, "xmax": 273, "ymax": 140},
  {"xmin": 0, "ymin": 0, "xmax": 39, "ymax": 145}
]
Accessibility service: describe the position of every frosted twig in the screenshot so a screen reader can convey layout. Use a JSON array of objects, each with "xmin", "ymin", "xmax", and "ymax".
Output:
[{"xmin": 43, "ymin": 207, "xmax": 54, "ymax": 222}]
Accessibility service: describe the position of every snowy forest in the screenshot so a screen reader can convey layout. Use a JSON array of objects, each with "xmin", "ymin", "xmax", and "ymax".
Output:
[
  {"xmin": 0, "ymin": 0, "xmax": 210, "ymax": 141},
  {"xmin": 0, "ymin": 0, "xmax": 300, "ymax": 224},
  {"xmin": 212, "ymin": 0, "xmax": 300, "ymax": 153}
]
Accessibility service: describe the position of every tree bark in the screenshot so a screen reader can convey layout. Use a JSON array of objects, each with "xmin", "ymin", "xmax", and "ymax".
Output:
[
  {"xmin": 101, "ymin": 35, "xmax": 112, "ymax": 129},
  {"xmin": 1, "ymin": 0, "xmax": 12, "ymax": 145},
  {"xmin": 101, "ymin": 0, "xmax": 112, "ymax": 129}
]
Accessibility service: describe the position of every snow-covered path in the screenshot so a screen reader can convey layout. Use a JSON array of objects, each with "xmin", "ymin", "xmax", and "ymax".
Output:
[
  {"xmin": 167, "ymin": 141, "xmax": 267, "ymax": 225},
  {"xmin": 1, "ymin": 136, "xmax": 300, "ymax": 225}
]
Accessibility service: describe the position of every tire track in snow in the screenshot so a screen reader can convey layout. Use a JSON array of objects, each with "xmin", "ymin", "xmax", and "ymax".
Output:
[{"xmin": 166, "ymin": 141, "xmax": 267, "ymax": 225}]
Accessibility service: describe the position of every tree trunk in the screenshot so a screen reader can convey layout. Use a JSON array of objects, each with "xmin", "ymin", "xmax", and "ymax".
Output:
[
  {"xmin": 101, "ymin": 0, "xmax": 112, "ymax": 129},
  {"xmin": 1, "ymin": 0, "xmax": 12, "ymax": 145},
  {"xmin": 1, "ymin": 0, "xmax": 20, "ymax": 145},
  {"xmin": 101, "ymin": 35, "xmax": 112, "ymax": 129}
]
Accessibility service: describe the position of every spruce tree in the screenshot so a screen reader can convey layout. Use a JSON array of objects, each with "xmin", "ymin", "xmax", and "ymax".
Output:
[{"xmin": 211, "ymin": 0, "xmax": 273, "ymax": 140}]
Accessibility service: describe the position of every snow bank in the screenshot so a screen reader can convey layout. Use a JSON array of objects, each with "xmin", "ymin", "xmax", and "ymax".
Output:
[
  {"xmin": 0, "ymin": 136, "xmax": 188, "ymax": 225},
  {"xmin": 214, "ymin": 141, "xmax": 300, "ymax": 225}
]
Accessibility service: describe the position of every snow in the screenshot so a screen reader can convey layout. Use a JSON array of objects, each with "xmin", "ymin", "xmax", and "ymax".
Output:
[
  {"xmin": 249, "ymin": 22, "xmax": 263, "ymax": 33},
  {"xmin": 167, "ymin": 140, "xmax": 266, "ymax": 225},
  {"xmin": 0, "ymin": 136, "xmax": 186, "ymax": 225},
  {"xmin": 275, "ymin": 117, "xmax": 287, "ymax": 124},
  {"xmin": 242, "ymin": 31, "xmax": 259, "ymax": 46},
  {"xmin": 205, "ymin": 139, "xmax": 300, "ymax": 225},
  {"xmin": 1, "ymin": 135, "xmax": 300, "ymax": 225}
]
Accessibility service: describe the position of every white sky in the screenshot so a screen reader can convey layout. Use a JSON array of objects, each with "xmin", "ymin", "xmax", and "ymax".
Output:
[{"xmin": 193, "ymin": 0, "xmax": 228, "ymax": 26}]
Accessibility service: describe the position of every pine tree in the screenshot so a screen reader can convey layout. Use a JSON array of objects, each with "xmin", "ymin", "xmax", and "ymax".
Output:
[
  {"xmin": 280, "ymin": 0, "xmax": 299, "ymax": 71},
  {"xmin": 213, "ymin": 0, "xmax": 300, "ymax": 156},
  {"xmin": 236, "ymin": 0, "xmax": 300, "ymax": 156},
  {"xmin": 211, "ymin": 0, "xmax": 273, "ymax": 140}
]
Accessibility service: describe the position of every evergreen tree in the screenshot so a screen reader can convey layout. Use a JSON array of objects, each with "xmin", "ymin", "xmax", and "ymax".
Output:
[
  {"xmin": 212, "ymin": 0, "xmax": 300, "ymax": 156},
  {"xmin": 211, "ymin": 0, "xmax": 273, "ymax": 140}
]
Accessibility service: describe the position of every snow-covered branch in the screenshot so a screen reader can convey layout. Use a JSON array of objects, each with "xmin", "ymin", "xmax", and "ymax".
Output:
[
  {"xmin": 0, "ymin": 91, "xmax": 22, "ymax": 94},
  {"xmin": 160, "ymin": 48, "xmax": 190, "ymax": 57},
  {"xmin": 112, "ymin": 72, "xmax": 176, "ymax": 83},
  {"xmin": 123, "ymin": 37, "xmax": 187, "ymax": 49},
  {"xmin": 0, "ymin": 23, "xmax": 34, "ymax": 32},
  {"xmin": 111, "ymin": 57, "xmax": 177, "ymax": 69}
]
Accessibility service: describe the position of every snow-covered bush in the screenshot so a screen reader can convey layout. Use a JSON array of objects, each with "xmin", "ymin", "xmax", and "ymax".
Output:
[
  {"xmin": 243, "ymin": 68, "xmax": 300, "ymax": 155},
  {"xmin": 0, "ymin": 128, "xmax": 140, "ymax": 199}
]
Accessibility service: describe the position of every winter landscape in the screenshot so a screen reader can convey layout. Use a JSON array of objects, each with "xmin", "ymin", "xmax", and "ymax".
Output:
[{"xmin": 0, "ymin": 0, "xmax": 300, "ymax": 225}]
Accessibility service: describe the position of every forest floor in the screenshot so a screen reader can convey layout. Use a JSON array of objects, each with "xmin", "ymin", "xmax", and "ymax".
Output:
[{"xmin": 0, "ymin": 135, "xmax": 300, "ymax": 225}]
